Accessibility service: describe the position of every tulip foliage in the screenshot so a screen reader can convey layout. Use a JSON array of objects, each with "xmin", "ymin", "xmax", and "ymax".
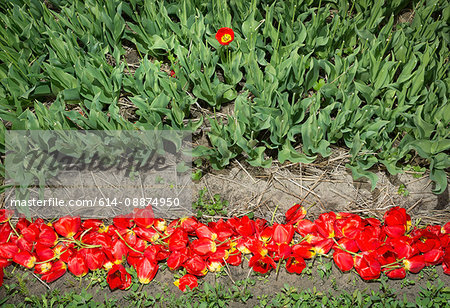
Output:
[{"xmin": 0, "ymin": 205, "xmax": 449, "ymax": 291}]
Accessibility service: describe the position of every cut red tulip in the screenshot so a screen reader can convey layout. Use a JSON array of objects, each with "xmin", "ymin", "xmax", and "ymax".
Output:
[
  {"xmin": 136, "ymin": 257, "xmax": 158, "ymax": 284},
  {"xmin": 174, "ymin": 274, "xmax": 198, "ymax": 291},
  {"xmin": 107, "ymin": 264, "xmax": 132, "ymax": 290},
  {"xmin": 285, "ymin": 203, "xmax": 306, "ymax": 225},
  {"xmin": 41, "ymin": 260, "xmax": 66, "ymax": 282},
  {"xmin": 53, "ymin": 216, "xmax": 81, "ymax": 238},
  {"xmin": 333, "ymin": 250, "xmax": 354, "ymax": 272},
  {"xmin": 68, "ymin": 251, "xmax": 88, "ymax": 277},
  {"xmin": 273, "ymin": 224, "xmax": 294, "ymax": 245},
  {"xmin": 13, "ymin": 251, "xmax": 36, "ymax": 269},
  {"xmin": 315, "ymin": 212, "xmax": 336, "ymax": 238},
  {"xmin": 286, "ymin": 255, "xmax": 306, "ymax": 274},
  {"xmin": 191, "ymin": 238, "xmax": 217, "ymax": 256},
  {"xmin": 403, "ymin": 255, "xmax": 425, "ymax": 273}
]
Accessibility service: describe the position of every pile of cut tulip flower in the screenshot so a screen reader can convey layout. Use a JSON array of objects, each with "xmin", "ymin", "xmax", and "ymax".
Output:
[{"xmin": 0, "ymin": 205, "xmax": 449, "ymax": 291}]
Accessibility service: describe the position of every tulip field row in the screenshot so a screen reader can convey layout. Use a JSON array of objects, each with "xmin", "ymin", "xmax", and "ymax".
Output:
[
  {"xmin": 0, "ymin": 205, "xmax": 449, "ymax": 293},
  {"xmin": 0, "ymin": 0, "xmax": 449, "ymax": 196}
]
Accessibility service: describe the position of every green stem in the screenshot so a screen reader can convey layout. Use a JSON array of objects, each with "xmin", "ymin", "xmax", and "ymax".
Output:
[{"xmin": 115, "ymin": 230, "xmax": 144, "ymax": 254}]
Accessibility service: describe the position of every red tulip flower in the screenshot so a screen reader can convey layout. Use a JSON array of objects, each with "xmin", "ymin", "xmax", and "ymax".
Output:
[
  {"xmin": 285, "ymin": 203, "xmax": 307, "ymax": 225},
  {"xmin": 315, "ymin": 212, "xmax": 336, "ymax": 238},
  {"xmin": 273, "ymin": 224, "xmax": 294, "ymax": 245},
  {"xmin": 333, "ymin": 250, "xmax": 354, "ymax": 272},
  {"xmin": 107, "ymin": 264, "xmax": 132, "ymax": 290},
  {"xmin": 249, "ymin": 254, "xmax": 276, "ymax": 274},
  {"xmin": 195, "ymin": 224, "xmax": 217, "ymax": 240},
  {"xmin": 136, "ymin": 257, "xmax": 158, "ymax": 284},
  {"xmin": 227, "ymin": 251, "xmax": 242, "ymax": 266},
  {"xmin": 13, "ymin": 250, "xmax": 36, "ymax": 269},
  {"xmin": 384, "ymin": 267, "xmax": 406, "ymax": 279},
  {"xmin": 0, "ymin": 243, "xmax": 19, "ymax": 259},
  {"xmin": 403, "ymin": 255, "xmax": 425, "ymax": 273},
  {"xmin": 68, "ymin": 251, "xmax": 89, "ymax": 277},
  {"xmin": 81, "ymin": 248, "xmax": 105, "ymax": 271},
  {"xmin": 354, "ymin": 252, "xmax": 381, "ymax": 280},
  {"xmin": 167, "ymin": 250, "xmax": 189, "ymax": 270},
  {"xmin": 168, "ymin": 228, "xmax": 189, "ymax": 251},
  {"xmin": 174, "ymin": 274, "xmax": 198, "ymax": 291},
  {"xmin": 53, "ymin": 216, "xmax": 81, "ymax": 238},
  {"xmin": 215, "ymin": 27, "xmax": 234, "ymax": 45},
  {"xmin": 38, "ymin": 225, "xmax": 58, "ymax": 247},
  {"xmin": 133, "ymin": 207, "xmax": 155, "ymax": 229},
  {"xmin": 286, "ymin": 256, "xmax": 306, "ymax": 274},
  {"xmin": 41, "ymin": 260, "xmax": 67, "ymax": 283},
  {"xmin": 296, "ymin": 219, "xmax": 317, "ymax": 237},
  {"xmin": 184, "ymin": 255, "xmax": 208, "ymax": 276},
  {"xmin": 191, "ymin": 238, "xmax": 217, "ymax": 256}
]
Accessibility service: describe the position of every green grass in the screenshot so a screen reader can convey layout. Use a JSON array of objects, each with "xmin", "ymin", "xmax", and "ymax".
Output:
[
  {"xmin": 1, "ymin": 278, "xmax": 449, "ymax": 307},
  {"xmin": 0, "ymin": 0, "xmax": 449, "ymax": 193}
]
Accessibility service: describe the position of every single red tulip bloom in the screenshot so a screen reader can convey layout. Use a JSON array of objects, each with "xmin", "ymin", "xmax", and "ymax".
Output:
[
  {"xmin": 41, "ymin": 260, "xmax": 67, "ymax": 283},
  {"xmin": 16, "ymin": 237, "xmax": 33, "ymax": 253},
  {"xmin": 292, "ymin": 242, "xmax": 316, "ymax": 259},
  {"xmin": 53, "ymin": 216, "xmax": 81, "ymax": 238},
  {"xmin": 107, "ymin": 264, "xmax": 132, "ymax": 290},
  {"xmin": 191, "ymin": 238, "xmax": 217, "ymax": 256},
  {"xmin": 174, "ymin": 274, "xmax": 198, "ymax": 291},
  {"xmin": 38, "ymin": 224, "xmax": 58, "ymax": 247},
  {"xmin": 215, "ymin": 27, "xmax": 234, "ymax": 45},
  {"xmin": 384, "ymin": 267, "xmax": 406, "ymax": 279},
  {"xmin": 354, "ymin": 252, "xmax": 381, "ymax": 280},
  {"xmin": 13, "ymin": 251, "xmax": 36, "ymax": 269},
  {"xmin": 286, "ymin": 256, "xmax": 306, "ymax": 274},
  {"xmin": 167, "ymin": 250, "xmax": 189, "ymax": 270},
  {"xmin": 21, "ymin": 223, "xmax": 40, "ymax": 243},
  {"xmin": 296, "ymin": 219, "xmax": 317, "ymax": 237},
  {"xmin": 249, "ymin": 254, "xmax": 276, "ymax": 274},
  {"xmin": 111, "ymin": 239, "xmax": 128, "ymax": 264},
  {"xmin": 195, "ymin": 224, "xmax": 217, "ymax": 240},
  {"xmin": 133, "ymin": 207, "xmax": 155, "ymax": 229},
  {"xmin": 184, "ymin": 255, "xmax": 208, "ymax": 276},
  {"xmin": 0, "ymin": 243, "xmax": 19, "ymax": 259},
  {"xmin": 68, "ymin": 251, "xmax": 89, "ymax": 277},
  {"xmin": 179, "ymin": 217, "xmax": 199, "ymax": 233},
  {"xmin": 313, "ymin": 238, "xmax": 334, "ymax": 255},
  {"xmin": 168, "ymin": 228, "xmax": 189, "ymax": 251},
  {"xmin": 333, "ymin": 250, "xmax": 354, "ymax": 272},
  {"xmin": 134, "ymin": 226, "xmax": 160, "ymax": 242},
  {"xmin": 403, "ymin": 255, "xmax": 425, "ymax": 273},
  {"xmin": 35, "ymin": 243, "xmax": 56, "ymax": 261},
  {"xmin": 272, "ymin": 224, "xmax": 294, "ymax": 245},
  {"xmin": 136, "ymin": 257, "xmax": 158, "ymax": 284},
  {"xmin": 285, "ymin": 203, "xmax": 307, "ymax": 225},
  {"xmin": 315, "ymin": 212, "xmax": 336, "ymax": 238},
  {"xmin": 81, "ymin": 248, "xmax": 105, "ymax": 271}
]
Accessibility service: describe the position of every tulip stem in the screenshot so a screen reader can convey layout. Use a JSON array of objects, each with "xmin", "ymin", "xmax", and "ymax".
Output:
[
  {"xmin": 332, "ymin": 238, "xmax": 361, "ymax": 257},
  {"xmin": 271, "ymin": 204, "xmax": 280, "ymax": 225},
  {"xmin": 115, "ymin": 230, "xmax": 144, "ymax": 254},
  {"xmin": 8, "ymin": 219, "xmax": 20, "ymax": 238},
  {"xmin": 381, "ymin": 258, "xmax": 405, "ymax": 268},
  {"xmin": 79, "ymin": 227, "xmax": 92, "ymax": 243}
]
